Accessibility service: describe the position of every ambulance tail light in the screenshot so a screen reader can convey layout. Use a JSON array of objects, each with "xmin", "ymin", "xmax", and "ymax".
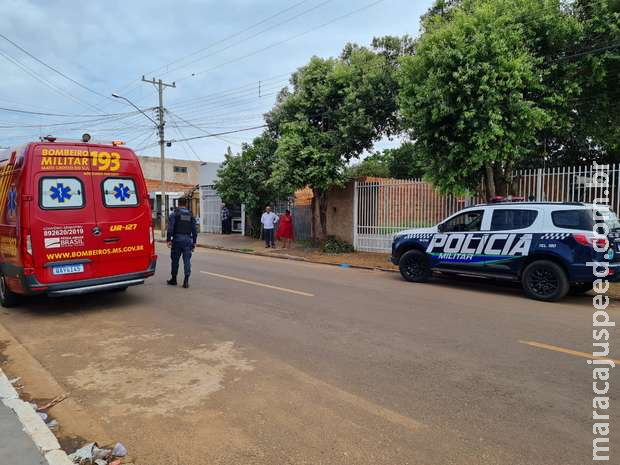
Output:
[
  {"xmin": 573, "ymin": 233, "xmax": 609, "ymax": 250},
  {"xmin": 21, "ymin": 230, "xmax": 34, "ymax": 272}
]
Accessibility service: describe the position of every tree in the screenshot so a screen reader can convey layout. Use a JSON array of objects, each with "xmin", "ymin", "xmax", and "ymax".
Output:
[
  {"xmin": 399, "ymin": 0, "xmax": 583, "ymax": 197},
  {"xmin": 346, "ymin": 152, "xmax": 391, "ymax": 179},
  {"xmin": 269, "ymin": 46, "xmax": 400, "ymax": 238},
  {"xmin": 214, "ymin": 133, "xmax": 289, "ymax": 237},
  {"xmin": 346, "ymin": 143, "xmax": 425, "ymax": 180},
  {"xmin": 384, "ymin": 142, "xmax": 425, "ymax": 179}
]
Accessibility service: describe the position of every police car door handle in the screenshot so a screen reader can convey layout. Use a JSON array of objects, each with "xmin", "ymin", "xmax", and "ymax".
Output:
[{"xmin": 103, "ymin": 237, "xmax": 120, "ymax": 244}]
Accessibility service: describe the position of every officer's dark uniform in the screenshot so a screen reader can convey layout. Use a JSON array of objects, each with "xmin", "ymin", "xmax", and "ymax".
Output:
[{"xmin": 167, "ymin": 207, "xmax": 198, "ymax": 288}]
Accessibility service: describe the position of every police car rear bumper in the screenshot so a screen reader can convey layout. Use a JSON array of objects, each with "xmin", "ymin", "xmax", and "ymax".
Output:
[{"xmin": 569, "ymin": 263, "xmax": 620, "ymax": 283}]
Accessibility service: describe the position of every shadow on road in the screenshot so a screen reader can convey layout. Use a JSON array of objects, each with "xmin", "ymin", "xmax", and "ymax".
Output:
[
  {"xmin": 3, "ymin": 290, "xmax": 142, "ymax": 317},
  {"xmin": 384, "ymin": 272, "xmax": 594, "ymax": 306}
]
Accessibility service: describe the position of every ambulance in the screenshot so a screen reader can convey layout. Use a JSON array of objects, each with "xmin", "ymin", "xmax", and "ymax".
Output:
[{"xmin": 0, "ymin": 136, "xmax": 156, "ymax": 307}]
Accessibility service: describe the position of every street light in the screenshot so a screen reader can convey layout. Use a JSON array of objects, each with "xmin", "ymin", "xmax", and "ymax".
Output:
[
  {"xmin": 112, "ymin": 92, "xmax": 166, "ymax": 238},
  {"xmin": 111, "ymin": 93, "xmax": 158, "ymax": 126}
]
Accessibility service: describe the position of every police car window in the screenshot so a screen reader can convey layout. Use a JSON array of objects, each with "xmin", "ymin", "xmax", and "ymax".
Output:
[
  {"xmin": 490, "ymin": 209, "xmax": 538, "ymax": 231},
  {"xmin": 552, "ymin": 210, "xmax": 593, "ymax": 231},
  {"xmin": 102, "ymin": 178, "xmax": 138, "ymax": 207},
  {"xmin": 40, "ymin": 177, "xmax": 84, "ymax": 209},
  {"xmin": 595, "ymin": 209, "xmax": 620, "ymax": 233},
  {"xmin": 442, "ymin": 210, "xmax": 484, "ymax": 232}
]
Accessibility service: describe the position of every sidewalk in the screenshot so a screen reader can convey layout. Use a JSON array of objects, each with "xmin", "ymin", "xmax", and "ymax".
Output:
[
  {"xmin": 0, "ymin": 369, "xmax": 71, "ymax": 465},
  {"xmin": 0, "ymin": 402, "xmax": 46, "ymax": 465},
  {"xmin": 191, "ymin": 233, "xmax": 398, "ymax": 271}
]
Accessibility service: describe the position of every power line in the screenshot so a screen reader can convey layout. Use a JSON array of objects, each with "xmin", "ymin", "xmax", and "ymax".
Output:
[
  {"xmin": 156, "ymin": 0, "xmax": 335, "ymax": 80},
  {"xmin": 176, "ymin": 0, "xmax": 388, "ymax": 82},
  {"xmin": 0, "ymin": 106, "xmax": 146, "ymax": 118},
  {"xmin": 109, "ymin": 0, "xmax": 318, "ymax": 100},
  {"xmin": 166, "ymin": 109, "xmax": 238, "ymax": 146},
  {"xmin": 0, "ymin": 48, "xmax": 104, "ymax": 113},
  {"xmin": 169, "ymin": 125, "xmax": 267, "ymax": 143},
  {"xmin": 0, "ymin": 33, "xmax": 113, "ymax": 102}
]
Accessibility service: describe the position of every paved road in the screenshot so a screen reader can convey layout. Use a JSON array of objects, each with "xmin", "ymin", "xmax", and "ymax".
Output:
[{"xmin": 0, "ymin": 244, "xmax": 618, "ymax": 465}]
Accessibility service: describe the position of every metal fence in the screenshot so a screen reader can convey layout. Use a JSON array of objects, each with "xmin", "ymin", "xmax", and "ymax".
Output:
[
  {"xmin": 354, "ymin": 164, "xmax": 620, "ymax": 253},
  {"xmin": 200, "ymin": 186, "xmax": 223, "ymax": 234}
]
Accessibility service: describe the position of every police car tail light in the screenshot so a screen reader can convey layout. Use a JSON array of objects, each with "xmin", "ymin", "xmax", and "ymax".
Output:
[{"xmin": 573, "ymin": 233, "xmax": 608, "ymax": 249}]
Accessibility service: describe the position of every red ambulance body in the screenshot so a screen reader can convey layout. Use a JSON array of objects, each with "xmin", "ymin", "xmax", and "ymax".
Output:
[{"xmin": 0, "ymin": 139, "xmax": 157, "ymax": 307}]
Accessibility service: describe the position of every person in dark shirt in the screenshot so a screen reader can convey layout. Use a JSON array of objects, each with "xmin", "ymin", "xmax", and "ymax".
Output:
[
  {"xmin": 221, "ymin": 205, "xmax": 232, "ymax": 234},
  {"xmin": 166, "ymin": 197, "xmax": 197, "ymax": 288}
]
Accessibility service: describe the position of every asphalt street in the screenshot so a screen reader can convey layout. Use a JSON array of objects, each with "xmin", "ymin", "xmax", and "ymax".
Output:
[{"xmin": 0, "ymin": 243, "xmax": 618, "ymax": 465}]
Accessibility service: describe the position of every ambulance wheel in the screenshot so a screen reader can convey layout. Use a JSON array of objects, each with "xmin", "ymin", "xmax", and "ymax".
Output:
[
  {"xmin": 570, "ymin": 283, "xmax": 593, "ymax": 295},
  {"xmin": 399, "ymin": 250, "xmax": 431, "ymax": 283},
  {"xmin": 0, "ymin": 276, "xmax": 18, "ymax": 308},
  {"xmin": 522, "ymin": 260, "xmax": 569, "ymax": 302}
]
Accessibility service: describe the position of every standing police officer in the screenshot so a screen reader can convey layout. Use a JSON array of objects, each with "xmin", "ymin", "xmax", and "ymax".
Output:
[{"xmin": 166, "ymin": 197, "xmax": 197, "ymax": 288}]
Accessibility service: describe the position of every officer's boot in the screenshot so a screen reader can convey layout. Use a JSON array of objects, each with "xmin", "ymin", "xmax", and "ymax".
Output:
[
  {"xmin": 167, "ymin": 276, "xmax": 177, "ymax": 286},
  {"xmin": 182, "ymin": 276, "xmax": 190, "ymax": 289}
]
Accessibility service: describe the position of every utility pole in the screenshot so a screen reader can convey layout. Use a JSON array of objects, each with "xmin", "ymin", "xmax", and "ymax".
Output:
[{"xmin": 142, "ymin": 76, "xmax": 176, "ymax": 238}]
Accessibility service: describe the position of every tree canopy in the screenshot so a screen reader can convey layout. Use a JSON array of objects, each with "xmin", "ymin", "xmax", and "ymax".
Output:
[{"xmin": 268, "ymin": 44, "xmax": 401, "ymax": 235}]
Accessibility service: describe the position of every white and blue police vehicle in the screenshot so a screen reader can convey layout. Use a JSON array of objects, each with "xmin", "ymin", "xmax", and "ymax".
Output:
[{"xmin": 391, "ymin": 202, "xmax": 620, "ymax": 301}]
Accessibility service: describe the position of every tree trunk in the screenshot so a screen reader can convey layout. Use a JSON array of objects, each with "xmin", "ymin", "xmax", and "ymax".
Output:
[
  {"xmin": 312, "ymin": 188, "xmax": 329, "ymax": 239},
  {"xmin": 484, "ymin": 163, "xmax": 496, "ymax": 200}
]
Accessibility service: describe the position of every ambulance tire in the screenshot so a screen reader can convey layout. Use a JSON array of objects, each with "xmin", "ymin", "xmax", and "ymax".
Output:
[
  {"xmin": 522, "ymin": 260, "xmax": 569, "ymax": 302},
  {"xmin": 399, "ymin": 250, "xmax": 432, "ymax": 283},
  {"xmin": 0, "ymin": 275, "xmax": 18, "ymax": 308}
]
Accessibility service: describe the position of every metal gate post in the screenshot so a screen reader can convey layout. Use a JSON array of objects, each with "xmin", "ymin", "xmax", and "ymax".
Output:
[{"xmin": 353, "ymin": 180, "xmax": 359, "ymax": 251}]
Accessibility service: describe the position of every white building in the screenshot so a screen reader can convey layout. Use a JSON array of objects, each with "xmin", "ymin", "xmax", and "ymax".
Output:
[{"xmin": 199, "ymin": 162, "xmax": 245, "ymax": 234}]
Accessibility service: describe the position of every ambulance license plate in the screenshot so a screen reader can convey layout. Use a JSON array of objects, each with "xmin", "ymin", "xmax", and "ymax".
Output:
[{"xmin": 52, "ymin": 264, "xmax": 84, "ymax": 276}]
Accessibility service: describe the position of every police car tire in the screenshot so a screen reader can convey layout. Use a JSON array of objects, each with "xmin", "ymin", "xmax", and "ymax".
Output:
[
  {"xmin": 0, "ymin": 275, "xmax": 18, "ymax": 308},
  {"xmin": 399, "ymin": 250, "xmax": 432, "ymax": 283},
  {"xmin": 522, "ymin": 260, "xmax": 569, "ymax": 302}
]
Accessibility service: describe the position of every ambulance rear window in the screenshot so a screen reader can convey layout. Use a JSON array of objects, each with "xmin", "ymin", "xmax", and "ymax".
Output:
[
  {"xmin": 102, "ymin": 178, "xmax": 138, "ymax": 207},
  {"xmin": 40, "ymin": 177, "xmax": 84, "ymax": 210}
]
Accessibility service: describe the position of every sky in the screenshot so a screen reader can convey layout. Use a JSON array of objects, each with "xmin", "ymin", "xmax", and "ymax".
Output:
[{"xmin": 0, "ymin": 0, "xmax": 432, "ymax": 162}]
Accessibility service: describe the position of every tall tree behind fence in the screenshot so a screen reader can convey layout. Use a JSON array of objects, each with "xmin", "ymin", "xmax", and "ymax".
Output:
[{"xmin": 354, "ymin": 165, "xmax": 620, "ymax": 253}]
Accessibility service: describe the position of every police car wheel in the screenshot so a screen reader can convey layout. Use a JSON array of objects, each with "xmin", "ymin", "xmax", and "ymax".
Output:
[
  {"xmin": 522, "ymin": 261, "xmax": 569, "ymax": 302},
  {"xmin": 399, "ymin": 250, "xmax": 431, "ymax": 283},
  {"xmin": 0, "ymin": 275, "xmax": 18, "ymax": 308}
]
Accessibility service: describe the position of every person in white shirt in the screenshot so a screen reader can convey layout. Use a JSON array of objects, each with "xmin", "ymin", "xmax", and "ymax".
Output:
[{"xmin": 261, "ymin": 206, "xmax": 279, "ymax": 248}]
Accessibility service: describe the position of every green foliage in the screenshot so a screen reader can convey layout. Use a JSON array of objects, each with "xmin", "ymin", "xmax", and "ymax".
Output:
[
  {"xmin": 322, "ymin": 236, "xmax": 355, "ymax": 254},
  {"xmin": 346, "ymin": 152, "xmax": 391, "ymax": 179},
  {"xmin": 400, "ymin": 0, "xmax": 620, "ymax": 195},
  {"xmin": 399, "ymin": 0, "xmax": 582, "ymax": 196},
  {"xmin": 214, "ymin": 133, "xmax": 290, "ymax": 238},
  {"xmin": 269, "ymin": 46, "xmax": 402, "ymax": 236},
  {"xmin": 346, "ymin": 142, "xmax": 425, "ymax": 180}
]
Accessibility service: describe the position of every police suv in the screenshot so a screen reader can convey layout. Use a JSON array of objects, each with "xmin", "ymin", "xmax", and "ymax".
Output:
[{"xmin": 391, "ymin": 202, "xmax": 620, "ymax": 301}]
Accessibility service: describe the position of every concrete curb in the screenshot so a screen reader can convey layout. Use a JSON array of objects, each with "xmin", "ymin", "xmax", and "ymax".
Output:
[
  {"xmin": 157, "ymin": 240, "xmax": 398, "ymax": 274},
  {"xmin": 0, "ymin": 369, "xmax": 73, "ymax": 465}
]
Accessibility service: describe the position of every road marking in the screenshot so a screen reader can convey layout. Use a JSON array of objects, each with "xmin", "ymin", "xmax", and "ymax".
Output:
[
  {"xmin": 519, "ymin": 340, "xmax": 620, "ymax": 364},
  {"xmin": 201, "ymin": 271, "xmax": 315, "ymax": 297}
]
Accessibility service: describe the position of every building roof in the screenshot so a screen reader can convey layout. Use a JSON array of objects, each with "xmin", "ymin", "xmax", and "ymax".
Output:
[{"xmin": 145, "ymin": 178, "xmax": 197, "ymax": 194}]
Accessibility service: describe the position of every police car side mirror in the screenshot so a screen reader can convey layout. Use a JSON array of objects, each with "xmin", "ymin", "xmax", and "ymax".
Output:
[{"xmin": 437, "ymin": 223, "xmax": 446, "ymax": 233}]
